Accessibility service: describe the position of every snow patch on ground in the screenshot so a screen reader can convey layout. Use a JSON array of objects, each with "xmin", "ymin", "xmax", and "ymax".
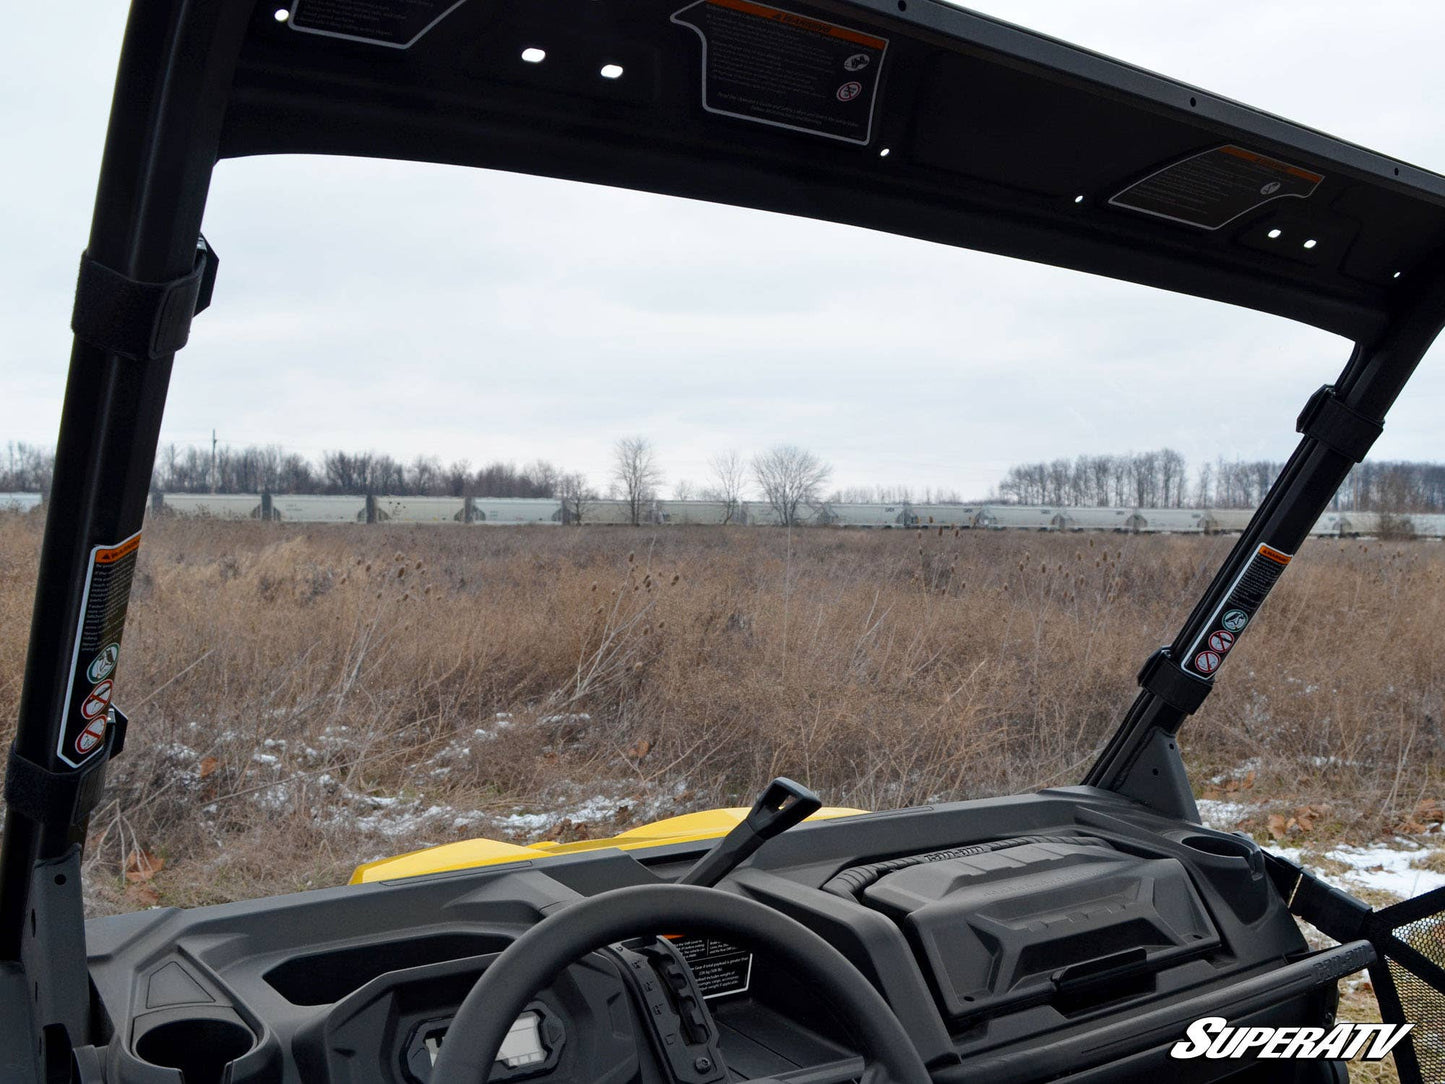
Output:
[
  {"xmin": 1267, "ymin": 840, "xmax": 1445, "ymax": 902},
  {"xmin": 1195, "ymin": 799, "xmax": 1256, "ymax": 831}
]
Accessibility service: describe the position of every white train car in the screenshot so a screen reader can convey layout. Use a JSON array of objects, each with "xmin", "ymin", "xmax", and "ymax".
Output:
[
  {"xmin": 1310, "ymin": 511, "xmax": 1383, "ymax": 537},
  {"xmin": 739, "ymin": 501, "xmax": 781, "ymax": 527},
  {"xmin": 572, "ymin": 499, "xmax": 633, "ymax": 526},
  {"xmin": 819, "ymin": 503, "xmax": 910, "ymax": 528},
  {"xmin": 1204, "ymin": 508, "xmax": 1255, "ymax": 533},
  {"xmin": 0, "ymin": 492, "xmax": 43, "ymax": 513},
  {"xmin": 978, "ymin": 506, "xmax": 1065, "ymax": 530},
  {"xmin": 912, "ymin": 506, "xmax": 980, "ymax": 529},
  {"xmin": 1053, "ymin": 507, "xmax": 1135, "ymax": 531},
  {"xmin": 1136, "ymin": 509, "xmax": 1215, "ymax": 534},
  {"xmin": 162, "ymin": 493, "xmax": 264, "ymax": 519},
  {"xmin": 1411, "ymin": 514, "xmax": 1445, "ymax": 538},
  {"xmin": 270, "ymin": 494, "xmax": 367, "ymax": 523},
  {"xmin": 376, "ymin": 496, "xmax": 465, "ymax": 523},
  {"xmin": 471, "ymin": 498, "xmax": 560, "ymax": 525},
  {"xmin": 655, "ymin": 501, "xmax": 736, "ymax": 525}
]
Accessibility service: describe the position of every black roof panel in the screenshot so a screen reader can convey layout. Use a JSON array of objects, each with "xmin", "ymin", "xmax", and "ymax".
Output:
[{"xmin": 219, "ymin": 0, "xmax": 1445, "ymax": 340}]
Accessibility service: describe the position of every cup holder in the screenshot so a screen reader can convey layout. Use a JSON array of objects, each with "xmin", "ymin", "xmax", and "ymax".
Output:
[
  {"xmin": 1178, "ymin": 832, "xmax": 1255, "ymax": 860},
  {"xmin": 133, "ymin": 1016, "xmax": 255, "ymax": 1084}
]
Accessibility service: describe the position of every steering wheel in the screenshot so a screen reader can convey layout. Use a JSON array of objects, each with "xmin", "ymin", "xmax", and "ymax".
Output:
[{"xmin": 429, "ymin": 883, "xmax": 931, "ymax": 1084}]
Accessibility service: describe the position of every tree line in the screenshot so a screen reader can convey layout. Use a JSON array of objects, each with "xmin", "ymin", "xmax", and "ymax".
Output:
[
  {"xmin": 2, "ymin": 438, "xmax": 838, "ymax": 529},
  {"xmin": 992, "ymin": 450, "xmax": 1445, "ymax": 512},
  {"xmin": 8, "ymin": 437, "xmax": 1444, "ymax": 517}
]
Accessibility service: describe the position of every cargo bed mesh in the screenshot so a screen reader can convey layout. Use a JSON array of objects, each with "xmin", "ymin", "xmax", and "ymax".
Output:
[{"xmin": 1369, "ymin": 888, "xmax": 1445, "ymax": 1084}]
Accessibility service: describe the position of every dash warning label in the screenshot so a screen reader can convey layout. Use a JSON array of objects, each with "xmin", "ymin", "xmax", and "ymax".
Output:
[
  {"xmin": 668, "ymin": 935, "xmax": 753, "ymax": 999},
  {"xmin": 57, "ymin": 531, "xmax": 141, "ymax": 767},
  {"xmin": 671, "ymin": 0, "xmax": 888, "ymax": 145}
]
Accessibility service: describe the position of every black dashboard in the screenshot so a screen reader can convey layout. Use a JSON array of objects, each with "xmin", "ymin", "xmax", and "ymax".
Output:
[{"xmin": 85, "ymin": 788, "xmax": 1368, "ymax": 1084}]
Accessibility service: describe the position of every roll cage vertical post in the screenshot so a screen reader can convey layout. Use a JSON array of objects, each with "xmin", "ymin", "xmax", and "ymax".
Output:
[
  {"xmin": 1086, "ymin": 263, "xmax": 1445, "ymax": 815},
  {"xmin": 0, "ymin": 0, "xmax": 245, "ymax": 1073}
]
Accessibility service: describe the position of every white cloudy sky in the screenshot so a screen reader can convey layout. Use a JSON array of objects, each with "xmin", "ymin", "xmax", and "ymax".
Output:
[{"xmin": 3, "ymin": 2, "xmax": 1443, "ymax": 498}]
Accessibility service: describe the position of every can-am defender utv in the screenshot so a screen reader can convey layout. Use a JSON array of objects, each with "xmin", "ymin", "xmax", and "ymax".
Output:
[{"xmin": 4, "ymin": 2, "xmax": 1445, "ymax": 1083}]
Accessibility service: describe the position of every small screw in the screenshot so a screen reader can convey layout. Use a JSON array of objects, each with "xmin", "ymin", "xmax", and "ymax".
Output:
[{"xmin": 694, "ymin": 1056, "xmax": 713, "ymax": 1072}]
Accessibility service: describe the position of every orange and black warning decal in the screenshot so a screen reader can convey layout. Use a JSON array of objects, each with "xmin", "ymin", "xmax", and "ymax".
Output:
[
  {"xmin": 56, "ymin": 531, "xmax": 141, "ymax": 768},
  {"xmin": 1183, "ymin": 542, "xmax": 1292, "ymax": 679},
  {"xmin": 671, "ymin": 0, "xmax": 888, "ymax": 146},
  {"xmin": 1110, "ymin": 145, "xmax": 1323, "ymax": 230}
]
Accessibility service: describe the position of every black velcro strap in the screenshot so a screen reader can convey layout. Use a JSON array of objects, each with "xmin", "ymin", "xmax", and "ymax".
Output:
[
  {"xmin": 71, "ymin": 237, "xmax": 217, "ymax": 361},
  {"xmin": 1138, "ymin": 647, "xmax": 1211, "ymax": 714},
  {"xmin": 1296, "ymin": 385, "xmax": 1383, "ymax": 463},
  {"xmin": 4, "ymin": 745, "xmax": 110, "ymax": 828}
]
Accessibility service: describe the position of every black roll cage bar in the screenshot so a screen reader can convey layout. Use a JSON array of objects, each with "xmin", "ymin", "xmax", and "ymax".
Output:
[{"xmin": 2, "ymin": 0, "xmax": 1444, "ymax": 1074}]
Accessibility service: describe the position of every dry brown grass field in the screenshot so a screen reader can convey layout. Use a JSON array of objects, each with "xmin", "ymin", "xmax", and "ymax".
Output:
[{"xmin": 2, "ymin": 511, "xmax": 1443, "ymax": 921}]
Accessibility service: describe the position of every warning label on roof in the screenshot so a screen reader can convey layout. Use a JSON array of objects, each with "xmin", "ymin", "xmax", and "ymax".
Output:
[
  {"xmin": 1182, "ymin": 542, "xmax": 1292, "ymax": 680},
  {"xmin": 1110, "ymin": 145, "xmax": 1323, "ymax": 230},
  {"xmin": 671, "ymin": 0, "xmax": 888, "ymax": 145},
  {"xmin": 288, "ymin": 0, "xmax": 466, "ymax": 49},
  {"xmin": 56, "ymin": 532, "xmax": 141, "ymax": 768}
]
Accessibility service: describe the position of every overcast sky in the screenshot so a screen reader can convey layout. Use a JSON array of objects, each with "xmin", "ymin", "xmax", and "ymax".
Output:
[{"xmin": 4, "ymin": 2, "xmax": 1443, "ymax": 499}]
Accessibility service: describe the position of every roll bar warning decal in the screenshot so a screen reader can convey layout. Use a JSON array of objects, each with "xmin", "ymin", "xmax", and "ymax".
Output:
[
  {"xmin": 1183, "ymin": 542, "xmax": 1291, "ymax": 680},
  {"xmin": 56, "ymin": 531, "xmax": 141, "ymax": 768},
  {"xmin": 671, "ymin": 0, "xmax": 888, "ymax": 146}
]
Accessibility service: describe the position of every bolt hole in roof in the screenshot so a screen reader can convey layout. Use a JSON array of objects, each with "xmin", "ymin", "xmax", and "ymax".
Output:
[
  {"xmin": 1303, "ymin": 239, "xmax": 1318, "ymax": 249},
  {"xmin": 879, "ymin": 147, "xmax": 891, "ymax": 158},
  {"xmin": 1073, "ymin": 194, "xmax": 1084, "ymax": 204},
  {"xmin": 600, "ymin": 63, "xmax": 624, "ymax": 79},
  {"xmin": 1267, "ymin": 228, "xmax": 1282, "ymax": 239},
  {"xmin": 521, "ymin": 47, "xmax": 545, "ymax": 64},
  {"xmin": 272, "ymin": 7, "xmax": 287, "ymax": 21}
]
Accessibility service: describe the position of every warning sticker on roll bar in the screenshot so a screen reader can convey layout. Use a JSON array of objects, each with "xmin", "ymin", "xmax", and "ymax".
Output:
[
  {"xmin": 1182, "ymin": 542, "xmax": 1292, "ymax": 679},
  {"xmin": 671, "ymin": 0, "xmax": 888, "ymax": 145},
  {"xmin": 1110, "ymin": 145, "xmax": 1323, "ymax": 230},
  {"xmin": 56, "ymin": 531, "xmax": 142, "ymax": 767},
  {"xmin": 667, "ymin": 935, "xmax": 753, "ymax": 999}
]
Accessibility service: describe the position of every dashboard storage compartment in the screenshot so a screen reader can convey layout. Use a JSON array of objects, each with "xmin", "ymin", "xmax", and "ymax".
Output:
[{"xmin": 860, "ymin": 839, "xmax": 1220, "ymax": 1019}]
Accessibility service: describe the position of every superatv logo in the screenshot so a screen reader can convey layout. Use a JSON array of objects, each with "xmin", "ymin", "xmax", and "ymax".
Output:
[{"xmin": 1171, "ymin": 1017, "xmax": 1413, "ymax": 1061}]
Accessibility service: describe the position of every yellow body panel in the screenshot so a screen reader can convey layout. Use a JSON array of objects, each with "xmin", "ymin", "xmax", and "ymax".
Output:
[{"xmin": 349, "ymin": 806, "xmax": 866, "ymax": 884}]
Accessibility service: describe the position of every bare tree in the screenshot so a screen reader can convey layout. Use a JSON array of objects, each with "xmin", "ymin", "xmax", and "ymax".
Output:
[
  {"xmin": 703, "ymin": 450, "xmax": 748, "ymax": 524},
  {"xmin": 612, "ymin": 436, "xmax": 663, "ymax": 526},
  {"xmin": 559, "ymin": 472, "xmax": 597, "ymax": 525},
  {"xmin": 752, "ymin": 444, "xmax": 831, "ymax": 527},
  {"xmin": 672, "ymin": 479, "xmax": 695, "ymax": 501}
]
